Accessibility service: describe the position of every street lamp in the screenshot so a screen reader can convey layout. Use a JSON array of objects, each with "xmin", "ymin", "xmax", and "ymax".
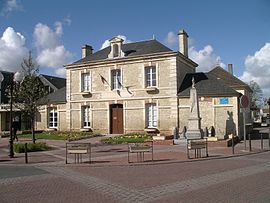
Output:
[
  {"xmin": 267, "ymin": 98, "xmax": 270, "ymax": 147},
  {"xmin": 0, "ymin": 71, "xmax": 23, "ymax": 158}
]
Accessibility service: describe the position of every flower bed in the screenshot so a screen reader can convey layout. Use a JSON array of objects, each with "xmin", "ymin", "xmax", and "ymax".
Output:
[
  {"xmin": 101, "ymin": 134, "xmax": 151, "ymax": 144},
  {"xmin": 18, "ymin": 131, "xmax": 101, "ymax": 141}
]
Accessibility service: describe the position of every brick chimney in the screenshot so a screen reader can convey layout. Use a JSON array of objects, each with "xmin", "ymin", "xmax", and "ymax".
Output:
[
  {"xmin": 228, "ymin": 64, "xmax": 233, "ymax": 75},
  {"xmin": 178, "ymin": 29, "xmax": 189, "ymax": 57},
  {"xmin": 82, "ymin": 44, "xmax": 93, "ymax": 58}
]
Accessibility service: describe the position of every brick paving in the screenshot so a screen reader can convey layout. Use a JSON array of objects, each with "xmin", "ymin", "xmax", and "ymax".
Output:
[{"xmin": 1, "ymin": 136, "xmax": 270, "ymax": 202}]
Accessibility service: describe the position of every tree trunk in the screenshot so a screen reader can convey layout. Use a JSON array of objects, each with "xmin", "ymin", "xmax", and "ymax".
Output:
[{"xmin": 31, "ymin": 116, "xmax": 36, "ymax": 144}]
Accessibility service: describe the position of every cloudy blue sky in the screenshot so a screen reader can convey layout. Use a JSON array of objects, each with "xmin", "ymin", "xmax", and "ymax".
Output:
[{"xmin": 1, "ymin": 0, "xmax": 270, "ymax": 96}]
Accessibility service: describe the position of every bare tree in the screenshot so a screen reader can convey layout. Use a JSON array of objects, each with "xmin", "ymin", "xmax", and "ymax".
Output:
[
  {"xmin": 249, "ymin": 80, "xmax": 264, "ymax": 109},
  {"xmin": 13, "ymin": 51, "xmax": 48, "ymax": 143}
]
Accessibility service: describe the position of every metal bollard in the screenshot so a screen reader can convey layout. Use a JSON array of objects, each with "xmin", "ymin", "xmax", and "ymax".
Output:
[
  {"xmin": 24, "ymin": 143, "xmax": 28, "ymax": 164},
  {"xmin": 261, "ymin": 133, "xmax": 263, "ymax": 150},
  {"xmin": 231, "ymin": 135, "xmax": 234, "ymax": 154},
  {"xmin": 269, "ymin": 132, "xmax": 270, "ymax": 148},
  {"xmin": 248, "ymin": 133, "xmax": 252, "ymax": 152}
]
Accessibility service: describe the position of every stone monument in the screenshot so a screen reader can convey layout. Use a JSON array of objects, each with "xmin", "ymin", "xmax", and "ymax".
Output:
[{"xmin": 185, "ymin": 77, "xmax": 203, "ymax": 139}]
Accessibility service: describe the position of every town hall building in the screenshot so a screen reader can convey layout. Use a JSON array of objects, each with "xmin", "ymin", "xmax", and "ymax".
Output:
[{"xmin": 35, "ymin": 29, "xmax": 251, "ymax": 140}]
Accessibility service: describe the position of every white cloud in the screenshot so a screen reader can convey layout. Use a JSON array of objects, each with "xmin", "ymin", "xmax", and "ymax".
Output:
[
  {"xmin": 33, "ymin": 22, "xmax": 73, "ymax": 76},
  {"xmin": 37, "ymin": 45, "xmax": 72, "ymax": 68},
  {"xmin": 0, "ymin": 27, "xmax": 28, "ymax": 72},
  {"xmin": 0, "ymin": 0, "xmax": 22, "ymax": 16},
  {"xmin": 189, "ymin": 45, "xmax": 225, "ymax": 72},
  {"xmin": 163, "ymin": 31, "xmax": 224, "ymax": 71},
  {"xmin": 33, "ymin": 23, "xmax": 61, "ymax": 51},
  {"xmin": 55, "ymin": 67, "xmax": 66, "ymax": 77},
  {"xmin": 164, "ymin": 31, "xmax": 178, "ymax": 47},
  {"xmin": 63, "ymin": 16, "xmax": 72, "ymax": 26},
  {"xmin": 240, "ymin": 43, "xmax": 270, "ymax": 96},
  {"xmin": 54, "ymin": 21, "xmax": 63, "ymax": 35},
  {"xmin": 100, "ymin": 35, "xmax": 132, "ymax": 49}
]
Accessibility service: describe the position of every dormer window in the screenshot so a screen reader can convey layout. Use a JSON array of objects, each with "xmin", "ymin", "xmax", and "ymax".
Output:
[
  {"xmin": 108, "ymin": 37, "xmax": 124, "ymax": 59},
  {"xmin": 113, "ymin": 44, "xmax": 119, "ymax": 57}
]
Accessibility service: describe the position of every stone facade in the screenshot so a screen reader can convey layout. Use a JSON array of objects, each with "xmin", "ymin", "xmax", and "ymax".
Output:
[
  {"xmin": 65, "ymin": 51, "xmax": 196, "ymax": 135},
  {"xmin": 34, "ymin": 35, "xmax": 249, "ymax": 140},
  {"xmin": 36, "ymin": 103, "xmax": 66, "ymax": 131},
  {"xmin": 178, "ymin": 96, "xmax": 239, "ymax": 139}
]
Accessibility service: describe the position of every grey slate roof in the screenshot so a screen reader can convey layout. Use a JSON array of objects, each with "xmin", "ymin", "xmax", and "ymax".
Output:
[
  {"xmin": 73, "ymin": 39, "xmax": 173, "ymax": 64},
  {"xmin": 40, "ymin": 74, "xmax": 66, "ymax": 89},
  {"xmin": 209, "ymin": 66, "xmax": 252, "ymax": 92},
  {"xmin": 177, "ymin": 72, "xmax": 240, "ymax": 97},
  {"xmin": 43, "ymin": 87, "xmax": 66, "ymax": 104}
]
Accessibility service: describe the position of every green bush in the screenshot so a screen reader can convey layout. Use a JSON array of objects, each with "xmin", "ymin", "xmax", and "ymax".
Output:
[
  {"xmin": 22, "ymin": 130, "xmax": 43, "ymax": 134},
  {"xmin": 101, "ymin": 133, "xmax": 151, "ymax": 144},
  {"xmin": 18, "ymin": 131, "xmax": 99, "ymax": 141},
  {"xmin": 0, "ymin": 131, "xmax": 10, "ymax": 138},
  {"xmin": 13, "ymin": 142, "xmax": 50, "ymax": 153}
]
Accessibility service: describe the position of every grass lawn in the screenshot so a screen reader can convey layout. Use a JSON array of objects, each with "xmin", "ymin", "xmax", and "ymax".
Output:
[{"xmin": 18, "ymin": 131, "xmax": 96, "ymax": 141}]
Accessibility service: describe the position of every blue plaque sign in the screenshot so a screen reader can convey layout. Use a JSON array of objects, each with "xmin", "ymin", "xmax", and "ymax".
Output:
[{"xmin": 219, "ymin": 97, "xmax": 229, "ymax": 104}]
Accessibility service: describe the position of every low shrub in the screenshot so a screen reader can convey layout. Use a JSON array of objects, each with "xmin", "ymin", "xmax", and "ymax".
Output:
[
  {"xmin": 22, "ymin": 130, "xmax": 43, "ymax": 135},
  {"xmin": 101, "ymin": 133, "xmax": 151, "ymax": 144},
  {"xmin": 13, "ymin": 142, "xmax": 50, "ymax": 153},
  {"xmin": 0, "ymin": 131, "xmax": 10, "ymax": 138},
  {"xmin": 18, "ymin": 131, "xmax": 100, "ymax": 141}
]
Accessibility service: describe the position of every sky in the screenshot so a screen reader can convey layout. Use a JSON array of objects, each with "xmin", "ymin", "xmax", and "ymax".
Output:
[{"xmin": 0, "ymin": 0, "xmax": 270, "ymax": 96}]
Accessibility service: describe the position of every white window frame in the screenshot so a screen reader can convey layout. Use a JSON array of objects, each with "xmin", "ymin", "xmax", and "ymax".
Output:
[
  {"xmin": 82, "ymin": 106, "xmax": 91, "ymax": 128},
  {"xmin": 146, "ymin": 103, "xmax": 157, "ymax": 128},
  {"xmin": 111, "ymin": 69, "xmax": 122, "ymax": 90},
  {"xmin": 48, "ymin": 108, "xmax": 57, "ymax": 129},
  {"xmin": 81, "ymin": 72, "xmax": 91, "ymax": 92},
  {"xmin": 145, "ymin": 66, "xmax": 156, "ymax": 87}
]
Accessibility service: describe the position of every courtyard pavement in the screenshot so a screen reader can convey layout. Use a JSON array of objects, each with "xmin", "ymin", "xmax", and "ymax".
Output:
[{"xmin": 0, "ymin": 135, "xmax": 270, "ymax": 203}]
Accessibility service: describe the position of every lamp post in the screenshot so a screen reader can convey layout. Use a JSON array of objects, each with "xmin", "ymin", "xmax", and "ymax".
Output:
[
  {"xmin": 267, "ymin": 98, "xmax": 270, "ymax": 147},
  {"xmin": 9, "ymin": 74, "xmax": 14, "ymax": 158},
  {"xmin": 0, "ymin": 72, "xmax": 14, "ymax": 157},
  {"xmin": 0, "ymin": 71, "xmax": 23, "ymax": 158}
]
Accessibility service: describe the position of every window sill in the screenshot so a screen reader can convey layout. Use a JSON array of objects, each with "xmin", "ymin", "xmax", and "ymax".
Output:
[
  {"xmin": 81, "ymin": 91, "xmax": 92, "ymax": 96},
  {"xmin": 144, "ymin": 128, "xmax": 158, "ymax": 133},
  {"xmin": 80, "ymin": 128, "xmax": 91, "ymax": 132},
  {"xmin": 47, "ymin": 128, "xmax": 57, "ymax": 131},
  {"xmin": 145, "ymin": 87, "xmax": 158, "ymax": 93}
]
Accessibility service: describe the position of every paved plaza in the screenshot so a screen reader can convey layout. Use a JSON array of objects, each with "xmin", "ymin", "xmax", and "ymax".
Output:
[{"xmin": 1, "ymin": 136, "xmax": 270, "ymax": 203}]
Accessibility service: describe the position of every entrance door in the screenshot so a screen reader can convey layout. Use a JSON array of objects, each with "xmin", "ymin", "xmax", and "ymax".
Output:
[{"xmin": 110, "ymin": 104, "xmax": 124, "ymax": 134}]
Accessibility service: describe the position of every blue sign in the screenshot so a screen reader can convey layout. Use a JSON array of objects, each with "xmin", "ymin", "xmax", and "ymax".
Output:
[{"xmin": 219, "ymin": 97, "xmax": 229, "ymax": 104}]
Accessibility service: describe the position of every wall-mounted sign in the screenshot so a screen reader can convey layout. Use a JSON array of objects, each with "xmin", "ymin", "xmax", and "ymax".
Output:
[
  {"xmin": 240, "ymin": 95, "xmax": 249, "ymax": 108},
  {"xmin": 219, "ymin": 97, "xmax": 229, "ymax": 105}
]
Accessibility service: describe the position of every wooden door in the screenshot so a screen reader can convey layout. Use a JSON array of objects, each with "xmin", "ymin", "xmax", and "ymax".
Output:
[{"xmin": 110, "ymin": 104, "xmax": 123, "ymax": 134}]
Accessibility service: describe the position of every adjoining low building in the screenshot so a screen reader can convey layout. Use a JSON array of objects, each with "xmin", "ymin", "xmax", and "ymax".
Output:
[
  {"xmin": 178, "ymin": 72, "xmax": 241, "ymax": 139},
  {"xmin": 0, "ymin": 70, "xmax": 66, "ymax": 132},
  {"xmin": 36, "ymin": 87, "xmax": 67, "ymax": 131},
  {"xmin": 209, "ymin": 65, "xmax": 252, "ymax": 137},
  {"xmin": 34, "ymin": 29, "xmax": 252, "ymax": 140}
]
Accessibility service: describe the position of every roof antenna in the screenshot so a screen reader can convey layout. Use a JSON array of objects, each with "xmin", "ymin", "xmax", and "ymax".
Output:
[{"xmin": 152, "ymin": 34, "xmax": 155, "ymax": 40}]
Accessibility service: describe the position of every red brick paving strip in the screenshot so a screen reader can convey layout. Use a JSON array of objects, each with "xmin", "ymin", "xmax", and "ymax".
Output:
[{"xmin": 0, "ymin": 176, "xmax": 117, "ymax": 203}]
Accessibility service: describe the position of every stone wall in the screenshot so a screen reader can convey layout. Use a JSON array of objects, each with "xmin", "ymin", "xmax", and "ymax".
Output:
[
  {"xmin": 66, "ymin": 54, "xmax": 190, "ymax": 134},
  {"xmin": 178, "ymin": 96, "xmax": 239, "ymax": 139},
  {"xmin": 36, "ymin": 104, "xmax": 66, "ymax": 131}
]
